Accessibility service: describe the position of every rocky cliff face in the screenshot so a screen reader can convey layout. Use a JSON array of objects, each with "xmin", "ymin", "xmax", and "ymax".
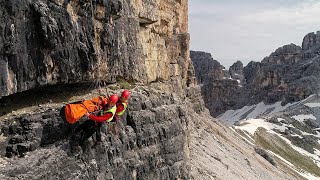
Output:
[
  {"xmin": 191, "ymin": 31, "xmax": 320, "ymax": 117},
  {"xmin": 229, "ymin": 60, "xmax": 244, "ymax": 85},
  {"xmin": 0, "ymin": 0, "xmax": 197, "ymax": 179},
  {"xmin": 261, "ymin": 44, "xmax": 302, "ymax": 65},
  {"xmin": 0, "ymin": 0, "xmax": 192, "ymax": 179},
  {"xmin": 190, "ymin": 51, "xmax": 245, "ymax": 116},
  {"xmin": 0, "ymin": 85, "xmax": 203, "ymax": 179},
  {"xmin": 190, "ymin": 51, "xmax": 225, "ymax": 83},
  {"xmin": 0, "ymin": 0, "xmax": 194, "ymax": 97},
  {"xmin": 302, "ymin": 31, "xmax": 320, "ymax": 58}
]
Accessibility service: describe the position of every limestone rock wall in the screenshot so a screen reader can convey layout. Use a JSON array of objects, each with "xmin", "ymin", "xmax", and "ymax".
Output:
[
  {"xmin": 0, "ymin": 86, "xmax": 205, "ymax": 180},
  {"xmin": 261, "ymin": 44, "xmax": 302, "ymax": 65},
  {"xmin": 190, "ymin": 51, "xmax": 224, "ymax": 84},
  {"xmin": 190, "ymin": 51, "xmax": 245, "ymax": 116},
  {"xmin": 0, "ymin": 0, "xmax": 194, "ymax": 98}
]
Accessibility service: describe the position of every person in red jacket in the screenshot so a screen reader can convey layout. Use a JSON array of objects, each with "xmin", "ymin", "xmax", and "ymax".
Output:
[
  {"xmin": 85, "ymin": 94, "xmax": 118, "ymax": 122},
  {"xmin": 109, "ymin": 90, "xmax": 130, "ymax": 135},
  {"xmin": 116, "ymin": 90, "xmax": 130, "ymax": 116},
  {"xmin": 70, "ymin": 94, "xmax": 118, "ymax": 150}
]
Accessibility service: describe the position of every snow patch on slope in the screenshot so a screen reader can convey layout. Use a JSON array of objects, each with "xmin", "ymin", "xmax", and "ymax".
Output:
[
  {"xmin": 235, "ymin": 118, "xmax": 287, "ymax": 135},
  {"xmin": 235, "ymin": 118, "xmax": 320, "ymax": 164},
  {"xmin": 218, "ymin": 101, "xmax": 296, "ymax": 126},
  {"xmin": 292, "ymin": 114, "xmax": 316, "ymax": 123},
  {"xmin": 305, "ymin": 103, "xmax": 320, "ymax": 108},
  {"xmin": 218, "ymin": 94, "xmax": 320, "ymax": 126},
  {"xmin": 234, "ymin": 118, "xmax": 320, "ymax": 179}
]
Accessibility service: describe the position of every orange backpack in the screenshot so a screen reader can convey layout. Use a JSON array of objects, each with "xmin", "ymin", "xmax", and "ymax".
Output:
[{"xmin": 64, "ymin": 97, "xmax": 107, "ymax": 124}]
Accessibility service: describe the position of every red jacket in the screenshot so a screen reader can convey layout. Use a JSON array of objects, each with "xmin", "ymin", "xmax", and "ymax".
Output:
[
  {"xmin": 88, "ymin": 105, "xmax": 114, "ymax": 122},
  {"xmin": 89, "ymin": 112, "xmax": 113, "ymax": 122}
]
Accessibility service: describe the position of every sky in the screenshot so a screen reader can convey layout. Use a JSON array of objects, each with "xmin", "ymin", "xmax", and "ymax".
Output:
[{"xmin": 189, "ymin": 0, "xmax": 320, "ymax": 68}]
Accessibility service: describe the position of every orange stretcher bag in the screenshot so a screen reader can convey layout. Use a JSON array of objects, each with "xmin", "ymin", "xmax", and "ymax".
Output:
[{"xmin": 64, "ymin": 97, "xmax": 107, "ymax": 124}]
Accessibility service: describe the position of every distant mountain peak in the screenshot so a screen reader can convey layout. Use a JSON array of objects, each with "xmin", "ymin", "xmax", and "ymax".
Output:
[
  {"xmin": 261, "ymin": 43, "xmax": 302, "ymax": 65},
  {"xmin": 302, "ymin": 31, "xmax": 320, "ymax": 51},
  {"xmin": 191, "ymin": 30, "xmax": 320, "ymax": 117}
]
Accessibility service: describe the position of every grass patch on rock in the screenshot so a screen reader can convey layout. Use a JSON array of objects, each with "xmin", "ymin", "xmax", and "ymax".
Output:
[
  {"xmin": 285, "ymin": 135, "xmax": 320, "ymax": 154},
  {"xmin": 254, "ymin": 127, "xmax": 320, "ymax": 177},
  {"xmin": 290, "ymin": 120, "xmax": 316, "ymax": 135},
  {"xmin": 110, "ymin": 77, "xmax": 135, "ymax": 90}
]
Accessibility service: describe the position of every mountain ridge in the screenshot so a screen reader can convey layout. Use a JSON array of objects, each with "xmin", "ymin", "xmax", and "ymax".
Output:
[{"xmin": 191, "ymin": 30, "xmax": 320, "ymax": 117}]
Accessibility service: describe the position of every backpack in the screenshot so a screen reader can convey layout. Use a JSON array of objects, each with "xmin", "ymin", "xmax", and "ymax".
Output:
[{"xmin": 64, "ymin": 97, "xmax": 106, "ymax": 124}]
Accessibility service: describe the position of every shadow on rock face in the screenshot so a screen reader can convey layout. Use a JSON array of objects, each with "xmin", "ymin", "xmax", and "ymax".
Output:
[{"xmin": 0, "ymin": 83, "xmax": 95, "ymax": 117}]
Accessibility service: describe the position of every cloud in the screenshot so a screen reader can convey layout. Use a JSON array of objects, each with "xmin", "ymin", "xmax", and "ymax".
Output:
[
  {"xmin": 239, "ymin": 1, "xmax": 320, "ymax": 25},
  {"xmin": 189, "ymin": 0, "xmax": 320, "ymax": 68}
]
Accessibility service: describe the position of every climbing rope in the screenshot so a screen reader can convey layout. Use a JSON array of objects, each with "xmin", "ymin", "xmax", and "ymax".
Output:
[{"xmin": 88, "ymin": 0, "xmax": 107, "ymax": 96}]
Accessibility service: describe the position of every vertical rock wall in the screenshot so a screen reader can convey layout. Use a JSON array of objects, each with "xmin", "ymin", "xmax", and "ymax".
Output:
[
  {"xmin": 0, "ymin": 86, "xmax": 205, "ymax": 180},
  {"xmin": 0, "ymin": 0, "xmax": 194, "ymax": 98}
]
